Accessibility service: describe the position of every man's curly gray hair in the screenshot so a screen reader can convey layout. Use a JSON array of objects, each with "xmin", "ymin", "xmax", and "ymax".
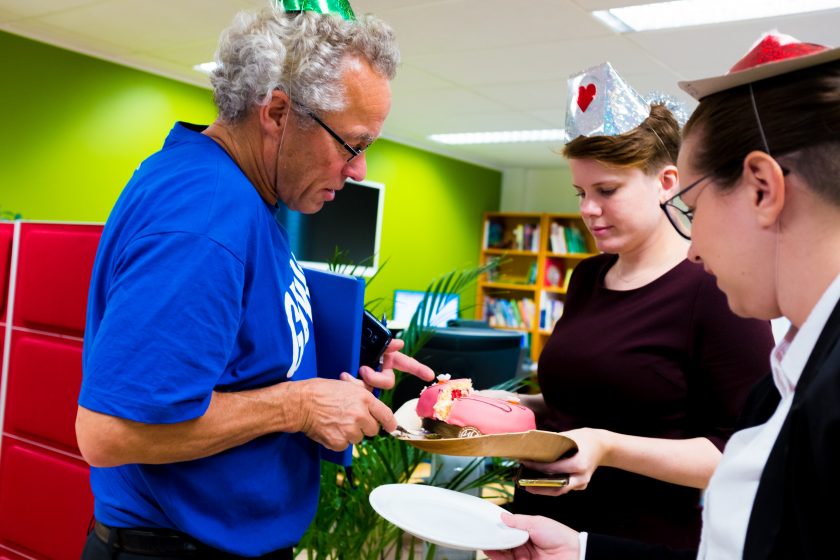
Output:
[{"xmin": 211, "ymin": 6, "xmax": 400, "ymax": 123}]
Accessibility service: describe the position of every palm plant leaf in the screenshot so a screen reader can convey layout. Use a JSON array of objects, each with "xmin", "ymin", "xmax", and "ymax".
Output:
[
  {"xmin": 296, "ymin": 254, "xmax": 506, "ymax": 559},
  {"xmin": 398, "ymin": 257, "xmax": 500, "ymax": 358},
  {"xmin": 328, "ymin": 246, "xmax": 389, "ymax": 285}
]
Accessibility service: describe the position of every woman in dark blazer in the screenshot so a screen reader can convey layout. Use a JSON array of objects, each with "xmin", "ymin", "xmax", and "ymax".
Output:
[{"xmin": 485, "ymin": 30, "xmax": 840, "ymax": 560}]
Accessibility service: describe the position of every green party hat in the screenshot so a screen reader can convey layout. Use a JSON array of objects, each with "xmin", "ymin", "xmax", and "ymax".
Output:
[{"xmin": 279, "ymin": 0, "xmax": 355, "ymax": 20}]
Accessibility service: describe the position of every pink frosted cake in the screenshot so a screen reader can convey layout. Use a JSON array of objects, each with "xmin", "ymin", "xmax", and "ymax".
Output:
[{"xmin": 416, "ymin": 376, "xmax": 536, "ymax": 437}]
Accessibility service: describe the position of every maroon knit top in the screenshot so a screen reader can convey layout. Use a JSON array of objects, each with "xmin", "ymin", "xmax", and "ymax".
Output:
[{"xmin": 513, "ymin": 253, "xmax": 774, "ymax": 549}]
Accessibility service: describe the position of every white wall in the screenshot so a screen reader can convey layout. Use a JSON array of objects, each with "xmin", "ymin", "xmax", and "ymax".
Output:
[{"xmin": 500, "ymin": 166, "xmax": 580, "ymax": 213}]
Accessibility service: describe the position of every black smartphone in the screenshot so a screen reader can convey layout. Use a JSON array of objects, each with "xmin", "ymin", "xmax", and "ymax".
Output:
[{"xmin": 359, "ymin": 309, "xmax": 392, "ymax": 369}]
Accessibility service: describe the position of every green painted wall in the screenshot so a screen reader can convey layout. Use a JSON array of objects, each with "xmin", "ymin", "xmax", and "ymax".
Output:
[
  {"xmin": 364, "ymin": 140, "xmax": 500, "ymax": 318},
  {"xmin": 0, "ymin": 30, "xmax": 501, "ymax": 319},
  {"xmin": 1, "ymin": 31, "xmax": 218, "ymax": 222}
]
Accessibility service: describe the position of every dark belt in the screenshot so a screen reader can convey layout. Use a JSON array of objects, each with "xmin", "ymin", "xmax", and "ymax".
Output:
[{"xmin": 93, "ymin": 520, "xmax": 293, "ymax": 559}]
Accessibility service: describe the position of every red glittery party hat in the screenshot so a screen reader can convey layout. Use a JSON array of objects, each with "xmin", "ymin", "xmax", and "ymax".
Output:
[{"xmin": 680, "ymin": 31, "xmax": 840, "ymax": 100}]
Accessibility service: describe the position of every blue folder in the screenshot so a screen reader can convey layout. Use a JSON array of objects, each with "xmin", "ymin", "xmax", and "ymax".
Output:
[{"xmin": 303, "ymin": 266, "xmax": 366, "ymax": 466}]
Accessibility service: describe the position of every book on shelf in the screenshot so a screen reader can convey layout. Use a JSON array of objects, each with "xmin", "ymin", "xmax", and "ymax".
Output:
[
  {"xmin": 512, "ymin": 224, "xmax": 524, "ymax": 250},
  {"xmin": 500, "ymin": 298, "xmax": 516, "ymax": 327},
  {"xmin": 509, "ymin": 298, "xmax": 523, "ymax": 325},
  {"xmin": 509, "ymin": 223, "xmax": 540, "ymax": 251},
  {"xmin": 523, "ymin": 223, "xmax": 533, "ymax": 251},
  {"xmin": 527, "ymin": 262, "xmax": 538, "ymax": 285},
  {"xmin": 549, "ymin": 222, "xmax": 568, "ymax": 253},
  {"xmin": 483, "ymin": 218, "xmax": 541, "ymax": 251},
  {"xmin": 563, "ymin": 267, "xmax": 574, "ymax": 290},
  {"xmin": 544, "ymin": 259, "xmax": 565, "ymax": 287},
  {"xmin": 539, "ymin": 296, "xmax": 565, "ymax": 331},
  {"xmin": 519, "ymin": 298, "xmax": 535, "ymax": 328},
  {"xmin": 484, "ymin": 296, "xmax": 535, "ymax": 329},
  {"xmin": 485, "ymin": 296, "xmax": 503, "ymax": 326},
  {"xmin": 530, "ymin": 224, "xmax": 540, "ymax": 252},
  {"xmin": 485, "ymin": 219, "xmax": 504, "ymax": 248},
  {"xmin": 564, "ymin": 225, "xmax": 588, "ymax": 253},
  {"xmin": 517, "ymin": 299, "xmax": 528, "ymax": 328}
]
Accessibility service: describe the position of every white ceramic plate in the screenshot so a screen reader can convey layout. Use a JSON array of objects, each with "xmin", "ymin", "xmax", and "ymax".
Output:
[{"xmin": 369, "ymin": 484, "xmax": 528, "ymax": 551}]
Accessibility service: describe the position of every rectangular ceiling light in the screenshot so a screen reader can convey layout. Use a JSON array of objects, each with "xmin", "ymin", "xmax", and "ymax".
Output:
[
  {"xmin": 593, "ymin": 0, "xmax": 840, "ymax": 32},
  {"xmin": 429, "ymin": 129, "xmax": 566, "ymax": 145}
]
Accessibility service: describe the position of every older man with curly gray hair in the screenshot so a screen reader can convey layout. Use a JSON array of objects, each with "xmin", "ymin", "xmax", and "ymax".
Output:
[
  {"xmin": 76, "ymin": 3, "xmax": 433, "ymax": 559},
  {"xmin": 207, "ymin": 4, "xmax": 400, "ymax": 211}
]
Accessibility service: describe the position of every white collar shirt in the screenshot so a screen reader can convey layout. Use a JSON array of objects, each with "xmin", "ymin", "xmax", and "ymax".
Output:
[{"xmin": 696, "ymin": 272, "xmax": 840, "ymax": 559}]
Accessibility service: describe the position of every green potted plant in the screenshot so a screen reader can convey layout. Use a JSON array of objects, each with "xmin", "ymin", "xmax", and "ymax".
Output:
[
  {"xmin": 0, "ymin": 206, "xmax": 22, "ymax": 220},
  {"xmin": 296, "ymin": 257, "xmax": 524, "ymax": 559}
]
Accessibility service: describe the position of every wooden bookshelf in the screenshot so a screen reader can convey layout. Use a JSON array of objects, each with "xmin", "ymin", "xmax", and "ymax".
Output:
[{"xmin": 477, "ymin": 212, "xmax": 597, "ymax": 361}]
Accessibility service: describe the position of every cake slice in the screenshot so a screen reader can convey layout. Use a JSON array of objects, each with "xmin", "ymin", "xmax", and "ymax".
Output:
[{"xmin": 415, "ymin": 375, "xmax": 536, "ymax": 437}]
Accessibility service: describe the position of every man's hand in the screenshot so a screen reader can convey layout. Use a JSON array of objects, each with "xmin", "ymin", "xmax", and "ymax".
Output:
[
  {"xmin": 483, "ymin": 513, "xmax": 580, "ymax": 560},
  {"xmin": 342, "ymin": 338, "xmax": 435, "ymax": 391},
  {"xmin": 296, "ymin": 378, "xmax": 396, "ymax": 450}
]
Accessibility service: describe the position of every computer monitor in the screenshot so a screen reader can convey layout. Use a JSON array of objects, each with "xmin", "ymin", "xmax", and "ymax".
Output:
[
  {"xmin": 274, "ymin": 179, "xmax": 384, "ymax": 276},
  {"xmin": 391, "ymin": 326, "xmax": 525, "ymax": 411},
  {"xmin": 392, "ymin": 290, "xmax": 459, "ymax": 328}
]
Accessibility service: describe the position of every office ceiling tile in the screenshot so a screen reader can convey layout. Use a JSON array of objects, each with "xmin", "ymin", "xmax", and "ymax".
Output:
[{"xmin": 2, "ymin": 0, "xmax": 839, "ymax": 169}]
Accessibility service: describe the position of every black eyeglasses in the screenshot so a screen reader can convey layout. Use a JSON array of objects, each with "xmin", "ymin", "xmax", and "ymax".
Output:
[
  {"xmin": 301, "ymin": 107, "xmax": 364, "ymax": 163},
  {"xmin": 659, "ymin": 173, "xmax": 713, "ymax": 240},
  {"xmin": 660, "ymin": 165, "xmax": 790, "ymax": 240}
]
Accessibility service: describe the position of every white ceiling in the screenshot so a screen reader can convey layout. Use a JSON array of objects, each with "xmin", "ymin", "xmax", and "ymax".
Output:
[{"xmin": 2, "ymin": 0, "xmax": 839, "ymax": 170}]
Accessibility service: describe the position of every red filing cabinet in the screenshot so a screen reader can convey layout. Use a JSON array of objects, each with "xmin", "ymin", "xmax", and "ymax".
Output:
[
  {"xmin": 0, "ymin": 222, "xmax": 102, "ymax": 559},
  {"xmin": 0, "ymin": 223, "xmax": 13, "ymax": 368}
]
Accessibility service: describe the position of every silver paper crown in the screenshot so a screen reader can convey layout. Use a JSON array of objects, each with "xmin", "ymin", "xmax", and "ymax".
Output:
[
  {"xmin": 564, "ymin": 62, "xmax": 651, "ymax": 142},
  {"xmin": 644, "ymin": 91, "xmax": 690, "ymax": 128}
]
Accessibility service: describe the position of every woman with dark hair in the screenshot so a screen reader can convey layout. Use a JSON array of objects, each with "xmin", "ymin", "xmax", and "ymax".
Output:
[
  {"xmin": 512, "ymin": 63, "xmax": 774, "ymax": 550},
  {"xmin": 488, "ymin": 31, "xmax": 840, "ymax": 560}
]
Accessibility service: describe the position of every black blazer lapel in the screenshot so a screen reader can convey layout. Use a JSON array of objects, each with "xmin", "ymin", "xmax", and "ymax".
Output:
[{"xmin": 743, "ymin": 300, "xmax": 840, "ymax": 559}]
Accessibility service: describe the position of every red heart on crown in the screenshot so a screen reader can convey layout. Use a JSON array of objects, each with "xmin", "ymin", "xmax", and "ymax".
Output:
[{"xmin": 577, "ymin": 83, "xmax": 597, "ymax": 112}]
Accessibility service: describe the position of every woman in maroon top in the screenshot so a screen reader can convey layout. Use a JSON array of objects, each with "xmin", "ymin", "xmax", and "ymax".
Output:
[{"xmin": 512, "ymin": 99, "xmax": 774, "ymax": 548}]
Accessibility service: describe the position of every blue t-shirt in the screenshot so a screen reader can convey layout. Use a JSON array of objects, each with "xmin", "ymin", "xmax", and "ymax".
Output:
[{"xmin": 80, "ymin": 122, "xmax": 319, "ymax": 555}]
